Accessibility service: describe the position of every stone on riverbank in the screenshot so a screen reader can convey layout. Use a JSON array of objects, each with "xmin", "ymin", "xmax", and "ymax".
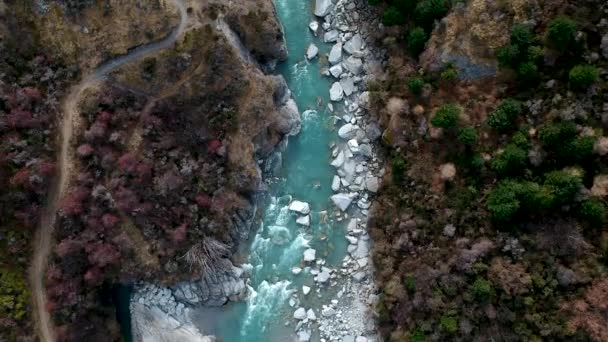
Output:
[
  {"xmin": 330, "ymin": 82, "xmax": 344, "ymax": 101},
  {"xmin": 303, "ymin": 248, "xmax": 316, "ymax": 262},
  {"xmin": 314, "ymin": 0, "xmax": 333, "ymax": 17},
  {"xmin": 331, "ymin": 193, "xmax": 356, "ymax": 211},
  {"xmin": 306, "ymin": 44, "xmax": 319, "ymax": 60},
  {"xmin": 343, "ymin": 56, "xmax": 363, "ymax": 75},
  {"xmin": 329, "ymin": 43, "xmax": 343, "ymax": 64},
  {"xmin": 338, "ymin": 123, "xmax": 359, "ymax": 139},
  {"xmin": 324, "ymin": 30, "xmax": 339, "ymax": 43},
  {"xmin": 289, "ymin": 200, "xmax": 310, "ymax": 214},
  {"xmin": 329, "ymin": 64, "xmax": 343, "ymax": 78},
  {"xmin": 296, "ymin": 215, "xmax": 311, "ymax": 226},
  {"xmin": 343, "ymin": 34, "xmax": 363, "ymax": 55},
  {"xmin": 294, "ymin": 307, "xmax": 307, "ymax": 320}
]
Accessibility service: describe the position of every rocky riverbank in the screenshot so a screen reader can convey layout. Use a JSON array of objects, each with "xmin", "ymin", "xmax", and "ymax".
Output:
[
  {"xmin": 284, "ymin": 0, "xmax": 387, "ymax": 341},
  {"xmin": 130, "ymin": 0, "xmax": 386, "ymax": 340}
]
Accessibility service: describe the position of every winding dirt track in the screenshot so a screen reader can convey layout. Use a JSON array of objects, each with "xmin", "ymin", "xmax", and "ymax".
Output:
[{"xmin": 30, "ymin": 2, "xmax": 188, "ymax": 341}]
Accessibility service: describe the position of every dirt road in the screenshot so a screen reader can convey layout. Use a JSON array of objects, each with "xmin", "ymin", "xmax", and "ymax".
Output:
[{"xmin": 30, "ymin": 1, "xmax": 188, "ymax": 341}]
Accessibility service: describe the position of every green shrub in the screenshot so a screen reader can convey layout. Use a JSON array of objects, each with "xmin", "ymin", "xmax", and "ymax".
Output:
[
  {"xmin": 516, "ymin": 181, "xmax": 554, "ymax": 211},
  {"xmin": 368, "ymin": 0, "xmax": 381, "ymax": 5},
  {"xmin": 472, "ymin": 278, "xmax": 493, "ymax": 301},
  {"xmin": 414, "ymin": 0, "xmax": 450, "ymax": 31},
  {"xmin": 408, "ymin": 77, "xmax": 425, "ymax": 95},
  {"xmin": 544, "ymin": 170, "xmax": 582, "ymax": 205},
  {"xmin": 488, "ymin": 180, "xmax": 521, "ymax": 222},
  {"xmin": 569, "ymin": 65, "xmax": 599, "ymax": 90},
  {"xmin": 431, "ymin": 104, "xmax": 460, "ymax": 129},
  {"xmin": 538, "ymin": 122, "xmax": 577, "ymax": 147},
  {"xmin": 405, "ymin": 275, "xmax": 417, "ymax": 294},
  {"xmin": 488, "ymin": 99, "xmax": 522, "ymax": 132},
  {"xmin": 570, "ymin": 136, "xmax": 597, "ymax": 162},
  {"xmin": 0, "ymin": 269, "xmax": 29, "ymax": 321},
  {"xmin": 439, "ymin": 314, "xmax": 458, "ymax": 334},
  {"xmin": 410, "ymin": 328, "xmax": 426, "ymax": 342},
  {"xmin": 510, "ymin": 24, "xmax": 536, "ymax": 49},
  {"xmin": 392, "ymin": 155, "xmax": 407, "ymax": 184},
  {"xmin": 512, "ymin": 131, "xmax": 530, "ymax": 149},
  {"xmin": 392, "ymin": 0, "xmax": 418, "ymax": 12},
  {"xmin": 497, "ymin": 44, "xmax": 520, "ymax": 67},
  {"xmin": 578, "ymin": 198, "xmax": 607, "ymax": 228},
  {"xmin": 458, "ymin": 127, "xmax": 478, "ymax": 146},
  {"xmin": 547, "ymin": 16, "xmax": 577, "ymax": 52},
  {"xmin": 517, "ymin": 61, "xmax": 539, "ymax": 84},
  {"xmin": 497, "ymin": 24, "xmax": 540, "ymax": 69},
  {"xmin": 491, "ymin": 144, "xmax": 527, "ymax": 175},
  {"xmin": 383, "ymin": 6, "xmax": 406, "ymax": 26},
  {"xmin": 407, "ymin": 27, "xmax": 428, "ymax": 56}
]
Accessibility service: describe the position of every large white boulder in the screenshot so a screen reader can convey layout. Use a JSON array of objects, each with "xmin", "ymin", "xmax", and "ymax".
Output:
[
  {"xmin": 343, "ymin": 56, "xmax": 363, "ymax": 75},
  {"xmin": 331, "ymin": 149, "xmax": 345, "ymax": 167},
  {"xmin": 303, "ymin": 248, "xmax": 316, "ymax": 262},
  {"xmin": 306, "ymin": 44, "xmax": 319, "ymax": 60},
  {"xmin": 289, "ymin": 200, "xmax": 310, "ymax": 214},
  {"xmin": 331, "ymin": 175, "xmax": 341, "ymax": 191},
  {"xmin": 343, "ymin": 34, "xmax": 363, "ymax": 54},
  {"xmin": 329, "ymin": 64, "xmax": 343, "ymax": 78},
  {"xmin": 340, "ymin": 77, "xmax": 355, "ymax": 96},
  {"xmin": 324, "ymin": 30, "xmax": 339, "ymax": 43},
  {"xmin": 330, "ymin": 82, "xmax": 344, "ymax": 101},
  {"xmin": 331, "ymin": 193, "xmax": 356, "ymax": 211},
  {"xmin": 293, "ymin": 307, "xmax": 307, "ymax": 320},
  {"xmin": 314, "ymin": 0, "xmax": 333, "ymax": 17},
  {"xmin": 338, "ymin": 123, "xmax": 359, "ymax": 139},
  {"xmin": 309, "ymin": 21, "xmax": 319, "ymax": 35},
  {"xmin": 365, "ymin": 175, "xmax": 380, "ymax": 193},
  {"xmin": 328, "ymin": 43, "xmax": 343, "ymax": 65},
  {"xmin": 296, "ymin": 215, "xmax": 311, "ymax": 226}
]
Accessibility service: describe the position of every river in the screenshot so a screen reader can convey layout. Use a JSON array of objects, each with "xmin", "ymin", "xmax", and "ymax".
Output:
[{"xmin": 192, "ymin": 0, "xmax": 357, "ymax": 340}]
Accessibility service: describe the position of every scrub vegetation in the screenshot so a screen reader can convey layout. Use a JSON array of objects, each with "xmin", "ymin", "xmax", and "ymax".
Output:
[{"xmin": 367, "ymin": 0, "xmax": 608, "ymax": 340}]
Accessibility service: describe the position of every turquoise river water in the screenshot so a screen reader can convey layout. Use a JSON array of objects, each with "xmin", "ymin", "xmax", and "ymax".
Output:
[{"xmin": 192, "ymin": 0, "xmax": 352, "ymax": 340}]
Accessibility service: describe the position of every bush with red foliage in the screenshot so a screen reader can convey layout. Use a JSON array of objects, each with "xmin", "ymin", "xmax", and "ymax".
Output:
[
  {"xmin": 84, "ymin": 120, "xmax": 108, "ymax": 141},
  {"xmin": 195, "ymin": 193, "xmax": 212, "ymax": 208},
  {"xmin": 85, "ymin": 242, "xmax": 121, "ymax": 268},
  {"xmin": 118, "ymin": 153, "xmax": 138, "ymax": 173},
  {"xmin": 208, "ymin": 139, "xmax": 222, "ymax": 154},
  {"xmin": 114, "ymin": 186, "xmax": 138, "ymax": 212},
  {"xmin": 83, "ymin": 267, "xmax": 104, "ymax": 285},
  {"xmin": 59, "ymin": 187, "xmax": 90, "ymax": 216},
  {"xmin": 9, "ymin": 168, "xmax": 30, "ymax": 188},
  {"xmin": 55, "ymin": 239, "xmax": 82, "ymax": 258},
  {"xmin": 170, "ymin": 223, "xmax": 188, "ymax": 243},
  {"xmin": 38, "ymin": 161, "xmax": 56, "ymax": 177},
  {"xmin": 76, "ymin": 144, "xmax": 95, "ymax": 158},
  {"xmin": 101, "ymin": 213, "xmax": 120, "ymax": 229},
  {"xmin": 4, "ymin": 109, "xmax": 38, "ymax": 129}
]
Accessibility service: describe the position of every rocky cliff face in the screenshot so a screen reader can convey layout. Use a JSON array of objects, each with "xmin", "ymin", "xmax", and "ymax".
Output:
[{"xmin": 0, "ymin": 0, "xmax": 298, "ymax": 341}]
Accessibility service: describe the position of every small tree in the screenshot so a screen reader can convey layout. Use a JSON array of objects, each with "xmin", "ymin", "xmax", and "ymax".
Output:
[
  {"xmin": 488, "ymin": 180, "xmax": 521, "ymax": 222},
  {"xmin": 407, "ymin": 77, "xmax": 425, "ymax": 96},
  {"xmin": 547, "ymin": 16, "xmax": 577, "ymax": 52},
  {"xmin": 472, "ymin": 278, "xmax": 493, "ymax": 301},
  {"xmin": 569, "ymin": 65, "xmax": 599, "ymax": 90},
  {"xmin": 488, "ymin": 99, "xmax": 522, "ymax": 132},
  {"xmin": 578, "ymin": 198, "xmax": 607, "ymax": 228},
  {"xmin": 539, "ymin": 121, "xmax": 577, "ymax": 147},
  {"xmin": 407, "ymin": 27, "xmax": 428, "ymax": 57},
  {"xmin": 415, "ymin": 0, "xmax": 450, "ymax": 31},
  {"xmin": 458, "ymin": 127, "xmax": 478, "ymax": 146},
  {"xmin": 431, "ymin": 104, "xmax": 460, "ymax": 129},
  {"xmin": 491, "ymin": 144, "xmax": 527, "ymax": 176},
  {"xmin": 544, "ymin": 170, "xmax": 582, "ymax": 205},
  {"xmin": 439, "ymin": 314, "xmax": 458, "ymax": 334},
  {"xmin": 383, "ymin": 7, "xmax": 405, "ymax": 26}
]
